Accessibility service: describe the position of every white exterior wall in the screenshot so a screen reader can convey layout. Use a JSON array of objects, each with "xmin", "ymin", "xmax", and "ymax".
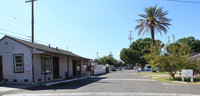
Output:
[
  {"xmin": 33, "ymin": 53, "xmax": 75, "ymax": 82},
  {"xmin": 0, "ymin": 37, "xmax": 33, "ymax": 83},
  {"xmin": 94, "ymin": 65, "xmax": 106, "ymax": 75},
  {"xmin": 68, "ymin": 57, "xmax": 73, "ymax": 78},
  {"xmin": 59, "ymin": 55, "xmax": 68, "ymax": 79},
  {"xmin": 33, "ymin": 54, "xmax": 54, "ymax": 82},
  {"xmin": 109, "ymin": 65, "xmax": 116, "ymax": 71},
  {"xmin": 0, "ymin": 37, "xmax": 90, "ymax": 83}
]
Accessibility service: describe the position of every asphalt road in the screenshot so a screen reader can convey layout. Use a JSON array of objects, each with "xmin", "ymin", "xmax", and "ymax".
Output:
[{"xmin": 2, "ymin": 70, "xmax": 200, "ymax": 96}]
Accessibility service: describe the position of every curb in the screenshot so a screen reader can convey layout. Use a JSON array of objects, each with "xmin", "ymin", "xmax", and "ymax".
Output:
[
  {"xmin": 172, "ymin": 81, "xmax": 188, "ymax": 84},
  {"xmin": 3, "ymin": 92, "xmax": 200, "ymax": 96}
]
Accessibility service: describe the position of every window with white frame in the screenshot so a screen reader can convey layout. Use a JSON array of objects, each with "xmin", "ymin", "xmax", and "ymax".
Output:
[
  {"xmin": 41, "ymin": 56, "xmax": 51, "ymax": 74},
  {"xmin": 14, "ymin": 54, "xmax": 24, "ymax": 73}
]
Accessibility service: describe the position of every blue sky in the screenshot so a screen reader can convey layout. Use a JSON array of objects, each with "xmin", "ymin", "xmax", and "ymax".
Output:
[{"xmin": 0, "ymin": 0, "xmax": 199, "ymax": 60}]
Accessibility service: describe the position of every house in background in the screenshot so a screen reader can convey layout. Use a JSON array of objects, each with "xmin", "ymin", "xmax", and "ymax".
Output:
[
  {"xmin": 190, "ymin": 53, "xmax": 200, "ymax": 60},
  {"xmin": 0, "ymin": 36, "xmax": 91, "ymax": 84},
  {"xmin": 190, "ymin": 53, "xmax": 200, "ymax": 75}
]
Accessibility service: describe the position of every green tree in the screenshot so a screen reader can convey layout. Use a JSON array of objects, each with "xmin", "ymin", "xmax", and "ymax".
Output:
[
  {"xmin": 177, "ymin": 36, "xmax": 200, "ymax": 53},
  {"xmin": 159, "ymin": 43, "xmax": 191, "ymax": 80},
  {"xmin": 135, "ymin": 5, "xmax": 171, "ymax": 46},
  {"xmin": 143, "ymin": 45, "xmax": 162, "ymax": 70},
  {"xmin": 166, "ymin": 42, "xmax": 180, "ymax": 54},
  {"xmin": 167, "ymin": 36, "xmax": 200, "ymax": 54},
  {"xmin": 120, "ymin": 48, "xmax": 140, "ymax": 65},
  {"xmin": 93, "ymin": 54, "xmax": 125, "ymax": 67},
  {"xmin": 144, "ymin": 41, "xmax": 195, "ymax": 80},
  {"xmin": 130, "ymin": 38, "xmax": 162, "ymax": 54},
  {"xmin": 115, "ymin": 60, "xmax": 125, "ymax": 67},
  {"xmin": 120, "ymin": 38, "xmax": 162, "ymax": 68}
]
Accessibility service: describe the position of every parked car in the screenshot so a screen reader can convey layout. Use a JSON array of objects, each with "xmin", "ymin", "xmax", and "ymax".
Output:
[
  {"xmin": 138, "ymin": 67, "xmax": 142, "ymax": 71},
  {"xmin": 144, "ymin": 65, "xmax": 152, "ymax": 71}
]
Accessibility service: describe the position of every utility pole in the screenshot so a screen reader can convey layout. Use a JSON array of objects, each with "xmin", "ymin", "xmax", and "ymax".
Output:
[
  {"xmin": 110, "ymin": 51, "xmax": 113, "ymax": 57},
  {"xmin": 66, "ymin": 46, "xmax": 68, "ymax": 51},
  {"xmin": 96, "ymin": 52, "xmax": 98, "ymax": 59},
  {"xmin": 26, "ymin": 0, "xmax": 37, "ymax": 43},
  {"xmin": 128, "ymin": 30, "xmax": 133, "ymax": 45}
]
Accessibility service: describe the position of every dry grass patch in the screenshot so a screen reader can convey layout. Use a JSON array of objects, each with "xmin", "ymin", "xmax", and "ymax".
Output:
[{"xmin": 137, "ymin": 72, "xmax": 168, "ymax": 75}]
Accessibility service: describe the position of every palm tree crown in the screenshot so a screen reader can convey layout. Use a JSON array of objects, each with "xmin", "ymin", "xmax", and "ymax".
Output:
[{"xmin": 135, "ymin": 5, "xmax": 171, "ymax": 46}]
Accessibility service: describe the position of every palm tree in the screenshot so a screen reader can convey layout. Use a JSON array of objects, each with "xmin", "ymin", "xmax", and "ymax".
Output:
[{"xmin": 135, "ymin": 5, "xmax": 171, "ymax": 46}]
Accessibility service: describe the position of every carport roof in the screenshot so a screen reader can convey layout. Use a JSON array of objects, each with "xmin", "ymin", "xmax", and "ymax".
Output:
[{"xmin": 2, "ymin": 36, "xmax": 91, "ymax": 60}]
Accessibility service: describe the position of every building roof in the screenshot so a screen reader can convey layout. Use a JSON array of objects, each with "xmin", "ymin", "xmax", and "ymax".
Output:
[
  {"xmin": 190, "ymin": 52, "xmax": 200, "ymax": 59},
  {"xmin": 2, "ymin": 36, "xmax": 91, "ymax": 60}
]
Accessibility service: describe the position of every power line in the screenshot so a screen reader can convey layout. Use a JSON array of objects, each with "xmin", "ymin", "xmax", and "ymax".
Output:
[
  {"xmin": 0, "ymin": 32, "xmax": 31, "ymax": 42},
  {"xmin": 0, "ymin": 28, "xmax": 31, "ymax": 38},
  {"xmin": 0, "ymin": 29, "xmax": 104, "ymax": 51},
  {"xmin": 0, "ymin": 28, "xmax": 53, "ymax": 46},
  {"xmin": 0, "ymin": 28, "xmax": 114, "ymax": 54},
  {"xmin": 166, "ymin": 0, "xmax": 200, "ymax": 4}
]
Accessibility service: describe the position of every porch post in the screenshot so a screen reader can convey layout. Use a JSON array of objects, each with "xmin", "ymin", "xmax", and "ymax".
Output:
[
  {"xmin": 67, "ymin": 56, "xmax": 69, "ymax": 79},
  {"xmin": 80, "ymin": 59, "xmax": 82, "ymax": 77},
  {"xmin": 31, "ymin": 54, "xmax": 35, "ymax": 82},
  {"xmin": 44, "ymin": 53, "xmax": 46, "ymax": 82}
]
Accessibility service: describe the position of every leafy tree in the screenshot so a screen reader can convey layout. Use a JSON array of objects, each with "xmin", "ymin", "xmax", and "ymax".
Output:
[
  {"xmin": 177, "ymin": 36, "xmax": 200, "ymax": 53},
  {"xmin": 93, "ymin": 54, "xmax": 125, "ymax": 67},
  {"xmin": 120, "ymin": 38, "xmax": 162, "ymax": 68},
  {"xmin": 115, "ymin": 60, "xmax": 125, "ymax": 67},
  {"xmin": 130, "ymin": 38, "xmax": 152, "ymax": 54},
  {"xmin": 130, "ymin": 38, "xmax": 162, "ymax": 54},
  {"xmin": 135, "ymin": 5, "xmax": 171, "ymax": 46},
  {"xmin": 167, "ymin": 36, "xmax": 200, "ymax": 54},
  {"xmin": 120, "ymin": 48, "xmax": 140, "ymax": 65},
  {"xmin": 143, "ymin": 45, "xmax": 162, "ymax": 70},
  {"xmin": 144, "ymin": 40, "xmax": 196, "ymax": 80},
  {"xmin": 166, "ymin": 42, "xmax": 180, "ymax": 54},
  {"xmin": 160, "ymin": 43, "xmax": 191, "ymax": 79}
]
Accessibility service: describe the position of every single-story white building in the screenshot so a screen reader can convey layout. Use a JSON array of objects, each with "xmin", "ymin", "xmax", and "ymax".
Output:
[{"xmin": 0, "ymin": 36, "xmax": 91, "ymax": 84}]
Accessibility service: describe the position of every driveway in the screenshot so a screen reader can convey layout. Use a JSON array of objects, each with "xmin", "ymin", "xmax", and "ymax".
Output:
[{"xmin": 2, "ymin": 70, "xmax": 200, "ymax": 96}]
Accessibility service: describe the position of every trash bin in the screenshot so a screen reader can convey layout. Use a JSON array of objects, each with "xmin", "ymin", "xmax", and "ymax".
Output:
[{"xmin": 106, "ymin": 67, "xmax": 109, "ymax": 73}]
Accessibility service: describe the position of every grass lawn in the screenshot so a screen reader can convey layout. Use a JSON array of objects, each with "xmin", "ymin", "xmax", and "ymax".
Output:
[
  {"xmin": 150, "ymin": 76, "xmax": 200, "ymax": 84},
  {"xmin": 150, "ymin": 76, "xmax": 173, "ymax": 83},
  {"xmin": 136, "ymin": 72, "xmax": 168, "ymax": 75},
  {"xmin": 173, "ymin": 77, "xmax": 200, "ymax": 82},
  {"xmin": 137, "ymin": 72, "xmax": 200, "ymax": 84}
]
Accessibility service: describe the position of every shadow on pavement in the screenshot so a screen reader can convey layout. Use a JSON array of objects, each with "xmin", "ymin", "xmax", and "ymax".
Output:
[{"xmin": 26, "ymin": 77, "xmax": 108, "ymax": 90}]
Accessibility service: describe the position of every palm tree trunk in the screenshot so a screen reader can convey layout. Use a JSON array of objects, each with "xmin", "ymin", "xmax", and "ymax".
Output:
[{"xmin": 151, "ymin": 29, "xmax": 155, "ymax": 46}]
